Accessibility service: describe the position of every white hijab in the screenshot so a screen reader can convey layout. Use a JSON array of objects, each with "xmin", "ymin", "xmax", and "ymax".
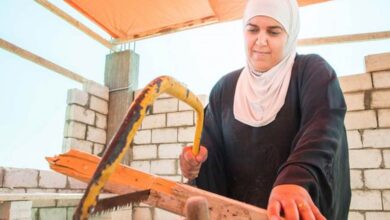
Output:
[{"xmin": 233, "ymin": 0, "xmax": 300, "ymax": 127}]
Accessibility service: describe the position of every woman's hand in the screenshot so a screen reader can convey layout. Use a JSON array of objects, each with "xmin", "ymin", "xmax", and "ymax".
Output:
[
  {"xmin": 267, "ymin": 184, "xmax": 326, "ymax": 220},
  {"xmin": 179, "ymin": 146, "xmax": 208, "ymax": 180}
]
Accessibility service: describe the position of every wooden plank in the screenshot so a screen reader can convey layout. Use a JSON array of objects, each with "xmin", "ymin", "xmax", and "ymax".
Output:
[
  {"xmin": 46, "ymin": 149, "xmax": 270, "ymax": 219},
  {"xmin": 298, "ymin": 31, "xmax": 390, "ymax": 46},
  {"xmin": 35, "ymin": 0, "xmax": 117, "ymax": 51},
  {"xmin": 0, "ymin": 38, "xmax": 87, "ymax": 83}
]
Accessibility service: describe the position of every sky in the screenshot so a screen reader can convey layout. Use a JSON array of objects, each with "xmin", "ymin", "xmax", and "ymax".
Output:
[{"xmin": 1, "ymin": 0, "xmax": 390, "ymax": 170}]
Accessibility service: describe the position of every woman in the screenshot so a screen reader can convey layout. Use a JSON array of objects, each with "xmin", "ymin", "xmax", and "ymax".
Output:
[{"xmin": 179, "ymin": 0, "xmax": 351, "ymax": 219}]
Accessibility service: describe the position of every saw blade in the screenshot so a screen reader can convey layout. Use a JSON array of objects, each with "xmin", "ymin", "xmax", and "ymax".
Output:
[{"xmin": 92, "ymin": 189, "xmax": 150, "ymax": 215}]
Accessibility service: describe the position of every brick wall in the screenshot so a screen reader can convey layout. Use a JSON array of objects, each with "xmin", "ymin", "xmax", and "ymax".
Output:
[
  {"xmin": 0, "ymin": 167, "xmax": 86, "ymax": 220},
  {"xmin": 63, "ymin": 80, "xmax": 109, "ymax": 156},
  {"xmin": 340, "ymin": 52, "xmax": 390, "ymax": 220}
]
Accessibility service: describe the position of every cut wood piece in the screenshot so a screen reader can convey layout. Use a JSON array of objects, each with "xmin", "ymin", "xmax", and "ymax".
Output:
[{"xmin": 46, "ymin": 149, "xmax": 270, "ymax": 219}]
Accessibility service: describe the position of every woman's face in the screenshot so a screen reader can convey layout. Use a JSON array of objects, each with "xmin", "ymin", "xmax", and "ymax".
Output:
[{"xmin": 244, "ymin": 16, "xmax": 288, "ymax": 72}]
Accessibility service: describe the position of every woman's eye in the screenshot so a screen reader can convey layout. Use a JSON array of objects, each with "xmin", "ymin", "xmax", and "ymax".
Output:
[
  {"xmin": 268, "ymin": 30, "xmax": 281, "ymax": 36},
  {"xmin": 246, "ymin": 26, "xmax": 258, "ymax": 33}
]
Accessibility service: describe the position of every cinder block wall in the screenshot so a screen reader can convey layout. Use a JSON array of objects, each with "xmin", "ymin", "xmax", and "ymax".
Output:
[
  {"xmin": 63, "ymin": 80, "xmax": 109, "ymax": 156},
  {"xmin": 0, "ymin": 167, "xmax": 87, "ymax": 220},
  {"xmin": 340, "ymin": 52, "xmax": 390, "ymax": 220}
]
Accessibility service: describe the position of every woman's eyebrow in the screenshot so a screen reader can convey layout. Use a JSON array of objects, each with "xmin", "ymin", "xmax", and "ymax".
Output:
[{"xmin": 268, "ymin": 26, "xmax": 283, "ymax": 30}]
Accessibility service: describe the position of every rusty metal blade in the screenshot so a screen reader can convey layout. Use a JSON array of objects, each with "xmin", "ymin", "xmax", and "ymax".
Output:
[{"xmin": 92, "ymin": 189, "xmax": 150, "ymax": 215}]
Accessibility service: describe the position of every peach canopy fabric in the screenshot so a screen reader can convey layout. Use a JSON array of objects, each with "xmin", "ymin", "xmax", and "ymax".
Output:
[{"xmin": 65, "ymin": 0, "xmax": 328, "ymax": 43}]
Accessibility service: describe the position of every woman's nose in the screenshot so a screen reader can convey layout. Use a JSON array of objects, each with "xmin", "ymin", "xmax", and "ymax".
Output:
[{"xmin": 255, "ymin": 32, "xmax": 268, "ymax": 46}]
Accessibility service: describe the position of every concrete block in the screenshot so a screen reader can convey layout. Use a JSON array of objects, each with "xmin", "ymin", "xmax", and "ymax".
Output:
[
  {"xmin": 32, "ymin": 199, "xmax": 56, "ymax": 208},
  {"xmin": 365, "ymin": 212, "xmax": 390, "ymax": 220},
  {"xmin": 111, "ymin": 207, "xmax": 133, "ymax": 220},
  {"xmin": 373, "ymin": 70, "xmax": 390, "ymax": 88},
  {"xmin": 87, "ymin": 126, "xmax": 107, "ymax": 144},
  {"xmin": 27, "ymin": 188, "xmax": 56, "ymax": 193},
  {"xmin": 344, "ymin": 92, "xmax": 365, "ymax": 111},
  {"xmin": 93, "ymin": 143, "xmax": 105, "ymax": 156},
  {"xmin": 0, "ymin": 201, "xmax": 32, "ymax": 220},
  {"xmin": 83, "ymin": 80, "xmax": 109, "ymax": 101},
  {"xmin": 0, "ymin": 188, "xmax": 25, "ymax": 193},
  {"xmin": 141, "ymin": 114, "xmax": 166, "ymax": 129},
  {"xmin": 350, "ymin": 170, "xmax": 363, "ymax": 189},
  {"xmin": 132, "ymin": 145, "xmax": 157, "ymax": 160},
  {"xmin": 167, "ymin": 111, "xmax": 194, "ymax": 127},
  {"xmin": 31, "ymin": 208, "xmax": 38, "ymax": 220},
  {"xmin": 365, "ymin": 169, "xmax": 390, "ymax": 189},
  {"xmin": 62, "ymin": 138, "xmax": 93, "ymax": 154},
  {"xmin": 57, "ymin": 189, "xmax": 83, "ymax": 193},
  {"xmin": 90, "ymin": 96, "xmax": 108, "ymax": 114},
  {"xmin": 345, "ymin": 110, "xmax": 377, "ymax": 130},
  {"xmin": 67, "ymin": 207, "xmax": 75, "ymax": 220},
  {"xmin": 130, "ymin": 161, "xmax": 150, "ymax": 173},
  {"xmin": 67, "ymin": 88, "xmax": 88, "ymax": 106},
  {"xmin": 151, "ymin": 160, "xmax": 176, "ymax": 175},
  {"xmin": 178, "ymin": 127, "xmax": 196, "ymax": 142},
  {"xmin": 349, "ymin": 149, "xmax": 382, "ymax": 169},
  {"xmin": 68, "ymin": 177, "xmax": 87, "ymax": 189},
  {"xmin": 383, "ymin": 190, "xmax": 390, "ymax": 210},
  {"xmin": 57, "ymin": 199, "xmax": 80, "ymax": 207},
  {"xmin": 154, "ymin": 208, "xmax": 181, "ymax": 220},
  {"xmin": 26, "ymin": 189, "xmax": 56, "ymax": 207},
  {"xmin": 347, "ymin": 212, "xmax": 364, "ymax": 220},
  {"xmin": 350, "ymin": 190, "xmax": 382, "ymax": 210},
  {"xmin": 378, "ymin": 109, "xmax": 390, "ymax": 128},
  {"xmin": 372, "ymin": 90, "xmax": 390, "ymax": 108},
  {"xmin": 159, "ymin": 143, "xmax": 183, "ymax": 159},
  {"xmin": 3, "ymin": 168, "xmax": 38, "ymax": 188},
  {"xmin": 152, "ymin": 128, "xmax": 177, "ymax": 143},
  {"xmin": 39, "ymin": 170, "xmax": 67, "ymax": 188},
  {"xmin": 347, "ymin": 130, "xmax": 362, "ymax": 149},
  {"xmin": 133, "ymin": 207, "xmax": 152, "ymax": 220},
  {"xmin": 96, "ymin": 113, "xmax": 107, "ymax": 129},
  {"xmin": 133, "ymin": 129, "xmax": 151, "ymax": 144},
  {"xmin": 39, "ymin": 208, "xmax": 67, "ymax": 220},
  {"xmin": 153, "ymin": 98, "xmax": 178, "ymax": 113},
  {"xmin": 63, "ymin": 121, "xmax": 86, "ymax": 139},
  {"xmin": 365, "ymin": 52, "xmax": 390, "ymax": 72},
  {"xmin": 363, "ymin": 129, "xmax": 390, "ymax": 148},
  {"xmin": 384, "ymin": 150, "xmax": 390, "ymax": 168},
  {"xmin": 178, "ymin": 100, "xmax": 194, "ymax": 111},
  {"xmin": 89, "ymin": 211, "xmax": 112, "ymax": 220},
  {"xmin": 66, "ymin": 104, "xmax": 95, "ymax": 125},
  {"xmin": 338, "ymin": 73, "xmax": 372, "ymax": 93}
]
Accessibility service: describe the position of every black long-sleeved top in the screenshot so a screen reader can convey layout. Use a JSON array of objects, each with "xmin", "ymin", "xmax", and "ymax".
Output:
[{"xmin": 195, "ymin": 54, "xmax": 351, "ymax": 220}]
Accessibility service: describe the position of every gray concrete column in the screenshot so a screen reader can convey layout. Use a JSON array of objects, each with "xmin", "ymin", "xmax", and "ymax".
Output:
[{"xmin": 104, "ymin": 50, "xmax": 139, "ymax": 164}]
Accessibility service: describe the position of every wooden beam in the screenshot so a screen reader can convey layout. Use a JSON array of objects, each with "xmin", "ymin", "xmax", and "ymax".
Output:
[
  {"xmin": 47, "ymin": 149, "xmax": 270, "ymax": 219},
  {"xmin": 35, "ymin": 0, "xmax": 117, "ymax": 51},
  {"xmin": 298, "ymin": 30, "xmax": 390, "ymax": 46},
  {"xmin": 0, "ymin": 38, "xmax": 87, "ymax": 83}
]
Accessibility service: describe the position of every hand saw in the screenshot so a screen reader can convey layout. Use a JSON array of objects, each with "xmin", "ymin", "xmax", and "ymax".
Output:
[
  {"xmin": 92, "ymin": 190, "xmax": 150, "ymax": 216},
  {"xmin": 72, "ymin": 76, "xmax": 205, "ymax": 220}
]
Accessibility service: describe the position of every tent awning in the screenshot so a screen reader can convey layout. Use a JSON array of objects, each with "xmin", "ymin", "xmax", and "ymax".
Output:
[{"xmin": 65, "ymin": 0, "xmax": 329, "ymax": 43}]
